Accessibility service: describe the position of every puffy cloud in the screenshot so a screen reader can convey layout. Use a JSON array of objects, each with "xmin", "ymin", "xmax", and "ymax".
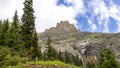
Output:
[
  {"xmin": 88, "ymin": 0, "xmax": 109, "ymax": 32},
  {"xmin": 64, "ymin": 0, "xmax": 86, "ymax": 15},
  {"xmin": 86, "ymin": 0, "xmax": 120, "ymax": 32}
]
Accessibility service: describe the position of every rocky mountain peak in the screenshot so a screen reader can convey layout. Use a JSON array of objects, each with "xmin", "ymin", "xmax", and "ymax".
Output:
[
  {"xmin": 45, "ymin": 20, "xmax": 79, "ymax": 32},
  {"xmin": 56, "ymin": 21, "xmax": 75, "ymax": 29}
]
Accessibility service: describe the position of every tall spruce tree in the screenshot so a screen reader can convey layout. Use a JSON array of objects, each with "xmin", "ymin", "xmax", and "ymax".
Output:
[
  {"xmin": 31, "ymin": 30, "xmax": 42, "ymax": 60},
  {"xmin": 21, "ymin": 0, "xmax": 39, "ymax": 59},
  {"xmin": 5, "ymin": 11, "xmax": 24, "ymax": 53}
]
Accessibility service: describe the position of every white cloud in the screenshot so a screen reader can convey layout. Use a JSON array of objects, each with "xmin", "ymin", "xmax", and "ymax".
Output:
[
  {"xmin": 64, "ymin": 0, "xmax": 86, "ymax": 15},
  {"xmin": 88, "ymin": 20, "xmax": 97, "ymax": 32},
  {"xmin": 89, "ymin": 0, "xmax": 109, "ymax": 32},
  {"xmin": 0, "ymin": 0, "xmax": 24, "ymax": 22},
  {"xmin": 103, "ymin": 21, "xmax": 109, "ymax": 32},
  {"xmin": 88, "ymin": 0, "xmax": 120, "ymax": 33}
]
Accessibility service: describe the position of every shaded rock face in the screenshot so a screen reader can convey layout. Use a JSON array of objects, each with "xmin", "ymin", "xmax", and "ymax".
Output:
[{"xmin": 38, "ymin": 21, "xmax": 120, "ymax": 63}]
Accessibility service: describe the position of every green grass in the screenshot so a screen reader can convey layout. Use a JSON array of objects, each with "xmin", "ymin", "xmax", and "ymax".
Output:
[
  {"xmin": 7, "ymin": 63, "xmax": 25, "ymax": 68},
  {"xmin": 30, "ymin": 60, "xmax": 82, "ymax": 68},
  {"xmin": 8, "ymin": 60, "xmax": 82, "ymax": 68}
]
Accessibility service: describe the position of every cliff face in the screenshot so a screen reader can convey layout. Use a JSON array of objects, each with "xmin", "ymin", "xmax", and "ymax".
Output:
[{"xmin": 38, "ymin": 21, "xmax": 120, "ymax": 62}]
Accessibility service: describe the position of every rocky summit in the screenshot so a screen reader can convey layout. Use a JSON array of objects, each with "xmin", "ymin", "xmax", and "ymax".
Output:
[
  {"xmin": 38, "ymin": 21, "xmax": 120, "ymax": 63},
  {"xmin": 45, "ymin": 20, "xmax": 79, "ymax": 32}
]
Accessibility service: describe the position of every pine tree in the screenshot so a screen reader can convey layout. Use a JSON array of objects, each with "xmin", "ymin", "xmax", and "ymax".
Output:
[
  {"xmin": 12, "ymin": 10, "xmax": 19, "ymax": 28},
  {"xmin": 5, "ymin": 11, "xmax": 24, "ymax": 53},
  {"xmin": 31, "ymin": 30, "xmax": 42, "ymax": 60},
  {"xmin": 58, "ymin": 51, "xmax": 63, "ymax": 61},
  {"xmin": 0, "ymin": 20, "xmax": 2, "ymax": 41},
  {"xmin": 45, "ymin": 36, "xmax": 53, "ymax": 60},
  {"xmin": 73, "ymin": 55, "xmax": 82, "ymax": 66},
  {"xmin": 97, "ymin": 48, "xmax": 118, "ymax": 68},
  {"xmin": 64, "ymin": 51, "xmax": 70, "ymax": 63},
  {"xmin": 0, "ymin": 19, "xmax": 9, "ymax": 46},
  {"xmin": 21, "ymin": 0, "xmax": 38, "ymax": 59},
  {"xmin": 45, "ymin": 36, "xmax": 57, "ymax": 60}
]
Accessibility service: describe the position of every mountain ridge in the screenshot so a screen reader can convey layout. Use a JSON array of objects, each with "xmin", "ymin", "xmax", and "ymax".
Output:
[{"xmin": 38, "ymin": 21, "xmax": 120, "ymax": 64}]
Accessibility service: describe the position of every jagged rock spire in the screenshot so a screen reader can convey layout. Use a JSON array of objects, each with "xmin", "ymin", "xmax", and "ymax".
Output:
[{"xmin": 45, "ymin": 20, "xmax": 80, "ymax": 32}]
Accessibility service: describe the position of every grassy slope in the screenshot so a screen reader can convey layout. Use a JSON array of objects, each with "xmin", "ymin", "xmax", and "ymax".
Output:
[{"xmin": 8, "ymin": 60, "xmax": 82, "ymax": 68}]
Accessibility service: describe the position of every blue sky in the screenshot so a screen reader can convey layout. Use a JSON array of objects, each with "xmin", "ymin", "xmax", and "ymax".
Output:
[{"xmin": 0, "ymin": 0, "xmax": 120, "ymax": 33}]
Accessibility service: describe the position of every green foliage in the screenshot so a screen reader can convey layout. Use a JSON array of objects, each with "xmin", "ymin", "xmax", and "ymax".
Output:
[
  {"xmin": 62, "ymin": 51, "xmax": 82, "ymax": 67},
  {"xmin": 31, "ymin": 31, "xmax": 42, "ymax": 60},
  {"xmin": 0, "ymin": 0, "xmax": 42, "ymax": 67},
  {"xmin": 21, "ymin": 0, "xmax": 35, "ymax": 50},
  {"xmin": 5, "ymin": 11, "xmax": 24, "ymax": 53},
  {"xmin": 0, "ymin": 46, "xmax": 28, "ymax": 67},
  {"xmin": 0, "ymin": 19, "xmax": 9, "ymax": 46},
  {"xmin": 31, "ymin": 60, "xmax": 81, "ymax": 68},
  {"xmin": 97, "ymin": 48, "xmax": 119, "ymax": 68},
  {"xmin": 21, "ymin": 0, "xmax": 39, "ymax": 60},
  {"xmin": 117, "ymin": 62, "xmax": 120, "ymax": 68},
  {"xmin": 43, "ymin": 36, "xmax": 82, "ymax": 67},
  {"xmin": 73, "ymin": 55, "xmax": 82, "ymax": 66},
  {"xmin": 86, "ymin": 62, "xmax": 96, "ymax": 68},
  {"xmin": 44, "ymin": 36, "xmax": 57, "ymax": 60},
  {"xmin": 12, "ymin": 10, "xmax": 19, "ymax": 28}
]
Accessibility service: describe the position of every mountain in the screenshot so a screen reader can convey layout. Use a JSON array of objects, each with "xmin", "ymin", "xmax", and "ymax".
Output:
[{"xmin": 38, "ymin": 21, "xmax": 120, "ymax": 63}]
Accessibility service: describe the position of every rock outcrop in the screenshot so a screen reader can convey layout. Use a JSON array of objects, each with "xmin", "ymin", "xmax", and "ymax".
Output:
[
  {"xmin": 45, "ymin": 20, "xmax": 79, "ymax": 32},
  {"xmin": 56, "ymin": 21, "xmax": 77, "ymax": 31}
]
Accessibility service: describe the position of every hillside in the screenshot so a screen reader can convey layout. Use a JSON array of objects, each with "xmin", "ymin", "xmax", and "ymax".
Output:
[{"xmin": 38, "ymin": 20, "xmax": 120, "ymax": 63}]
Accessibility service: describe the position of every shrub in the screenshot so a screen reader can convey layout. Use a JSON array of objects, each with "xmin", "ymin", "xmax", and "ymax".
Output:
[{"xmin": 0, "ymin": 46, "xmax": 28, "ymax": 67}]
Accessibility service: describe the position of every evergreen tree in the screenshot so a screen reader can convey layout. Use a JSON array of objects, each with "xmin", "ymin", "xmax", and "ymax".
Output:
[
  {"xmin": 73, "ymin": 55, "xmax": 82, "ymax": 66},
  {"xmin": 0, "ymin": 20, "xmax": 2, "ymax": 41},
  {"xmin": 5, "ymin": 11, "xmax": 24, "ymax": 53},
  {"xmin": 45, "ymin": 36, "xmax": 57, "ymax": 60},
  {"xmin": 21, "ymin": 0, "xmax": 38, "ymax": 59},
  {"xmin": 97, "ymin": 48, "xmax": 118, "ymax": 68},
  {"xmin": 58, "ymin": 51, "xmax": 63, "ymax": 61},
  {"xmin": 31, "ymin": 30, "xmax": 42, "ymax": 60},
  {"xmin": 64, "ymin": 51, "xmax": 70, "ymax": 63},
  {"xmin": 12, "ymin": 10, "xmax": 19, "ymax": 28},
  {"xmin": 0, "ymin": 19, "xmax": 9, "ymax": 46}
]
